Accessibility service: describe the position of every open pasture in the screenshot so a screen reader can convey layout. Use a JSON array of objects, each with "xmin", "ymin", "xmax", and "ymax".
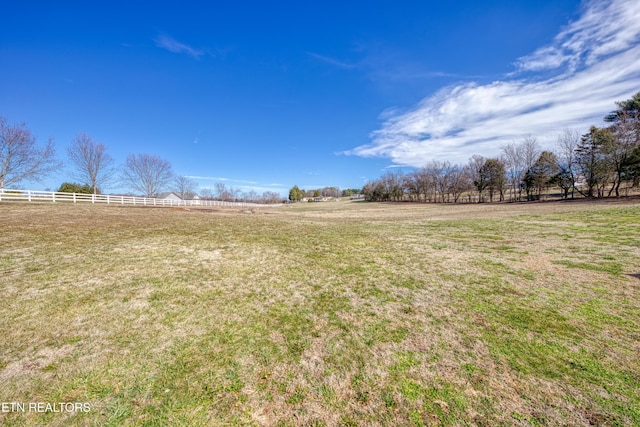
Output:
[{"xmin": 1, "ymin": 200, "xmax": 639, "ymax": 426}]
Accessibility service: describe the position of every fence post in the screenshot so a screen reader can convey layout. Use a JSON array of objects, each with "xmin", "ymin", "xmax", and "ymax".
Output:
[{"xmin": 52, "ymin": 192, "xmax": 55, "ymax": 203}]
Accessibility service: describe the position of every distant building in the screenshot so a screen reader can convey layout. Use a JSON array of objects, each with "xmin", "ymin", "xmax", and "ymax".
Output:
[
  {"xmin": 159, "ymin": 192, "xmax": 182, "ymax": 201},
  {"xmin": 300, "ymin": 197, "xmax": 340, "ymax": 202}
]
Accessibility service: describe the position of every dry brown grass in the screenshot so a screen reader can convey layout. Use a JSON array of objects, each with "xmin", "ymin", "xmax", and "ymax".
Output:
[{"xmin": 1, "ymin": 199, "xmax": 639, "ymax": 426}]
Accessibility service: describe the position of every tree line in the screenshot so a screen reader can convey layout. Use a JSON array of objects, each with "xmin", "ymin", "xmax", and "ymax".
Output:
[
  {"xmin": 362, "ymin": 93, "xmax": 640, "ymax": 203},
  {"xmin": 287, "ymin": 186, "xmax": 361, "ymax": 201},
  {"xmin": 0, "ymin": 123, "xmax": 284, "ymax": 203}
]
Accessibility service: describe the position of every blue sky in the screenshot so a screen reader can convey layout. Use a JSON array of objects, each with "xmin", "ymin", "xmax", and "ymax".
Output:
[{"xmin": 2, "ymin": 0, "xmax": 639, "ymax": 196}]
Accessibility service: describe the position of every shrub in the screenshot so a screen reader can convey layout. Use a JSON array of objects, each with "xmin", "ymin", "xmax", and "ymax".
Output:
[{"xmin": 58, "ymin": 182, "xmax": 94, "ymax": 194}]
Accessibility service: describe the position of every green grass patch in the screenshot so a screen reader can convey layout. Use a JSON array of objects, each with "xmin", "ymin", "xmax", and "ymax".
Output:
[{"xmin": 554, "ymin": 259, "xmax": 623, "ymax": 275}]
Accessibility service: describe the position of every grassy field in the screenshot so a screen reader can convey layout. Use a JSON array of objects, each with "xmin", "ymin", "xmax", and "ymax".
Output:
[{"xmin": 1, "ymin": 199, "xmax": 639, "ymax": 426}]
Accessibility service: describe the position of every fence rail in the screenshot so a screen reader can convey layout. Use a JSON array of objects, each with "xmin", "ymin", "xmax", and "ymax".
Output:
[{"xmin": 0, "ymin": 189, "xmax": 281, "ymax": 208}]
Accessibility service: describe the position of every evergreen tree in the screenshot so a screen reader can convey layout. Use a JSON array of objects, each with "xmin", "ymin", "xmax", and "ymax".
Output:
[
  {"xmin": 604, "ymin": 92, "xmax": 640, "ymax": 194},
  {"xmin": 288, "ymin": 185, "xmax": 304, "ymax": 201},
  {"xmin": 58, "ymin": 182, "xmax": 93, "ymax": 194},
  {"xmin": 477, "ymin": 158, "xmax": 505, "ymax": 202},
  {"xmin": 575, "ymin": 127, "xmax": 614, "ymax": 198},
  {"xmin": 523, "ymin": 151, "xmax": 558, "ymax": 200}
]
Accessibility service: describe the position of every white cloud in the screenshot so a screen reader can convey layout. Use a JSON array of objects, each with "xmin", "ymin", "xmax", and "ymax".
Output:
[
  {"xmin": 185, "ymin": 176, "xmax": 258, "ymax": 185},
  {"xmin": 307, "ymin": 52, "xmax": 356, "ymax": 69},
  {"xmin": 517, "ymin": 0, "xmax": 640, "ymax": 72},
  {"xmin": 200, "ymin": 184, "xmax": 284, "ymax": 194},
  {"xmin": 154, "ymin": 34, "xmax": 204, "ymax": 59},
  {"xmin": 348, "ymin": 0, "xmax": 640, "ymax": 167},
  {"xmin": 187, "ymin": 177, "xmax": 288, "ymax": 196}
]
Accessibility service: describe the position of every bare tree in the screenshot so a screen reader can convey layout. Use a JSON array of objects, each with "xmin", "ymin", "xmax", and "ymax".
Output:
[
  {"xmin": 230, "ymin": 187, "xmax": 241, "ymax": 201},
  {"xmin": 521, "ymin": 134, "xmax": 541, "ymax": 172},
  {"xmin": 214, "ymin": 183, "xmax": 231, "ymax": 201},
  {"xmin": 0, "ymin": 115, "xmax": 59, "ymax": 188},
  {"xmin": 67, "ymin": 132, "xmax": 116, "ymax": 194},
  {"xmin": 501, "ymin": 135, "xmax": 540, "ymax": 201},
  {"xmin": 379, "ymin": 171, "xmax": 405, "ymax": 201},
  {"xmin": 501, "ymin": 143, "xmax": 523, "ymax": 201},
  {"xmin": 424, "ymin": 160, "xmax": 458, "ymax": 203},
  {"xmin": 417, "ymin": 167, "xmax": 435, "ymax": 202},
  {"xmin": 243, "ymin": 190, "xmax": 260, "ymax": 202},
  {"xmin": 402, "ymin": 172, "xmax": 421, "ymax": 202},
  {"xmin": 172, "ymin": 175, "xmax": 198, "ymax": 199},
  {"xmin": 121, "ymin": 153, "xmax": 173, "ymax": 197},
  {"xmin": 448, "ymin": 164, "xmax": 472, "ymax": 202},
  {"xmin": 261, "ymin": 191, "xmax": 282, "ymax": 204},
  {"xmin": 555, "ymin": 128, "xmax": 580, "ymax": 198},
  {"xmin": 199, "ymin": 188, "xmax": 214, "ymax": 200},
  {"xmin": 321, "ymin": 186, "xmax": 339, "ymax": 198}
]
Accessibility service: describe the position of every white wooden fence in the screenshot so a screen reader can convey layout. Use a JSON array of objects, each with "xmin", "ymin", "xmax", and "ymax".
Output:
[{"xmin": 0, "ymin": 189, "xmax": 280, "ymax": 208}]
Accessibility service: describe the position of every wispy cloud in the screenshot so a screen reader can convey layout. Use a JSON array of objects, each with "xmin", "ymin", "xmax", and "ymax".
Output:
[
  {"xmin": 307, "ymin": 52, "xmax": 356, "ymax": 69},
  {"xmin": 189, "ymin": 176, "xmax": 287, "ymax": 195},
  {"xmin": 199, "ymin": 184, "xmax": 286, "ymax": 195},
  {"xmin": 185, "ymin": 176, "xmax": 258, "ymax": 185},
  {"xmin": 516, "ymin": 0, "xmax": 640, "ymax": 72},
  {"xmin": 308, "ymin": 49, "xmax": 469, "ymax": 82},
  {"xmin": 347, "ymin": 0, "xmax": 640, "ymax": 166},
  {"xmin": 154, "ymin": 34, "xmax": 204, "ymax": 59}
]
